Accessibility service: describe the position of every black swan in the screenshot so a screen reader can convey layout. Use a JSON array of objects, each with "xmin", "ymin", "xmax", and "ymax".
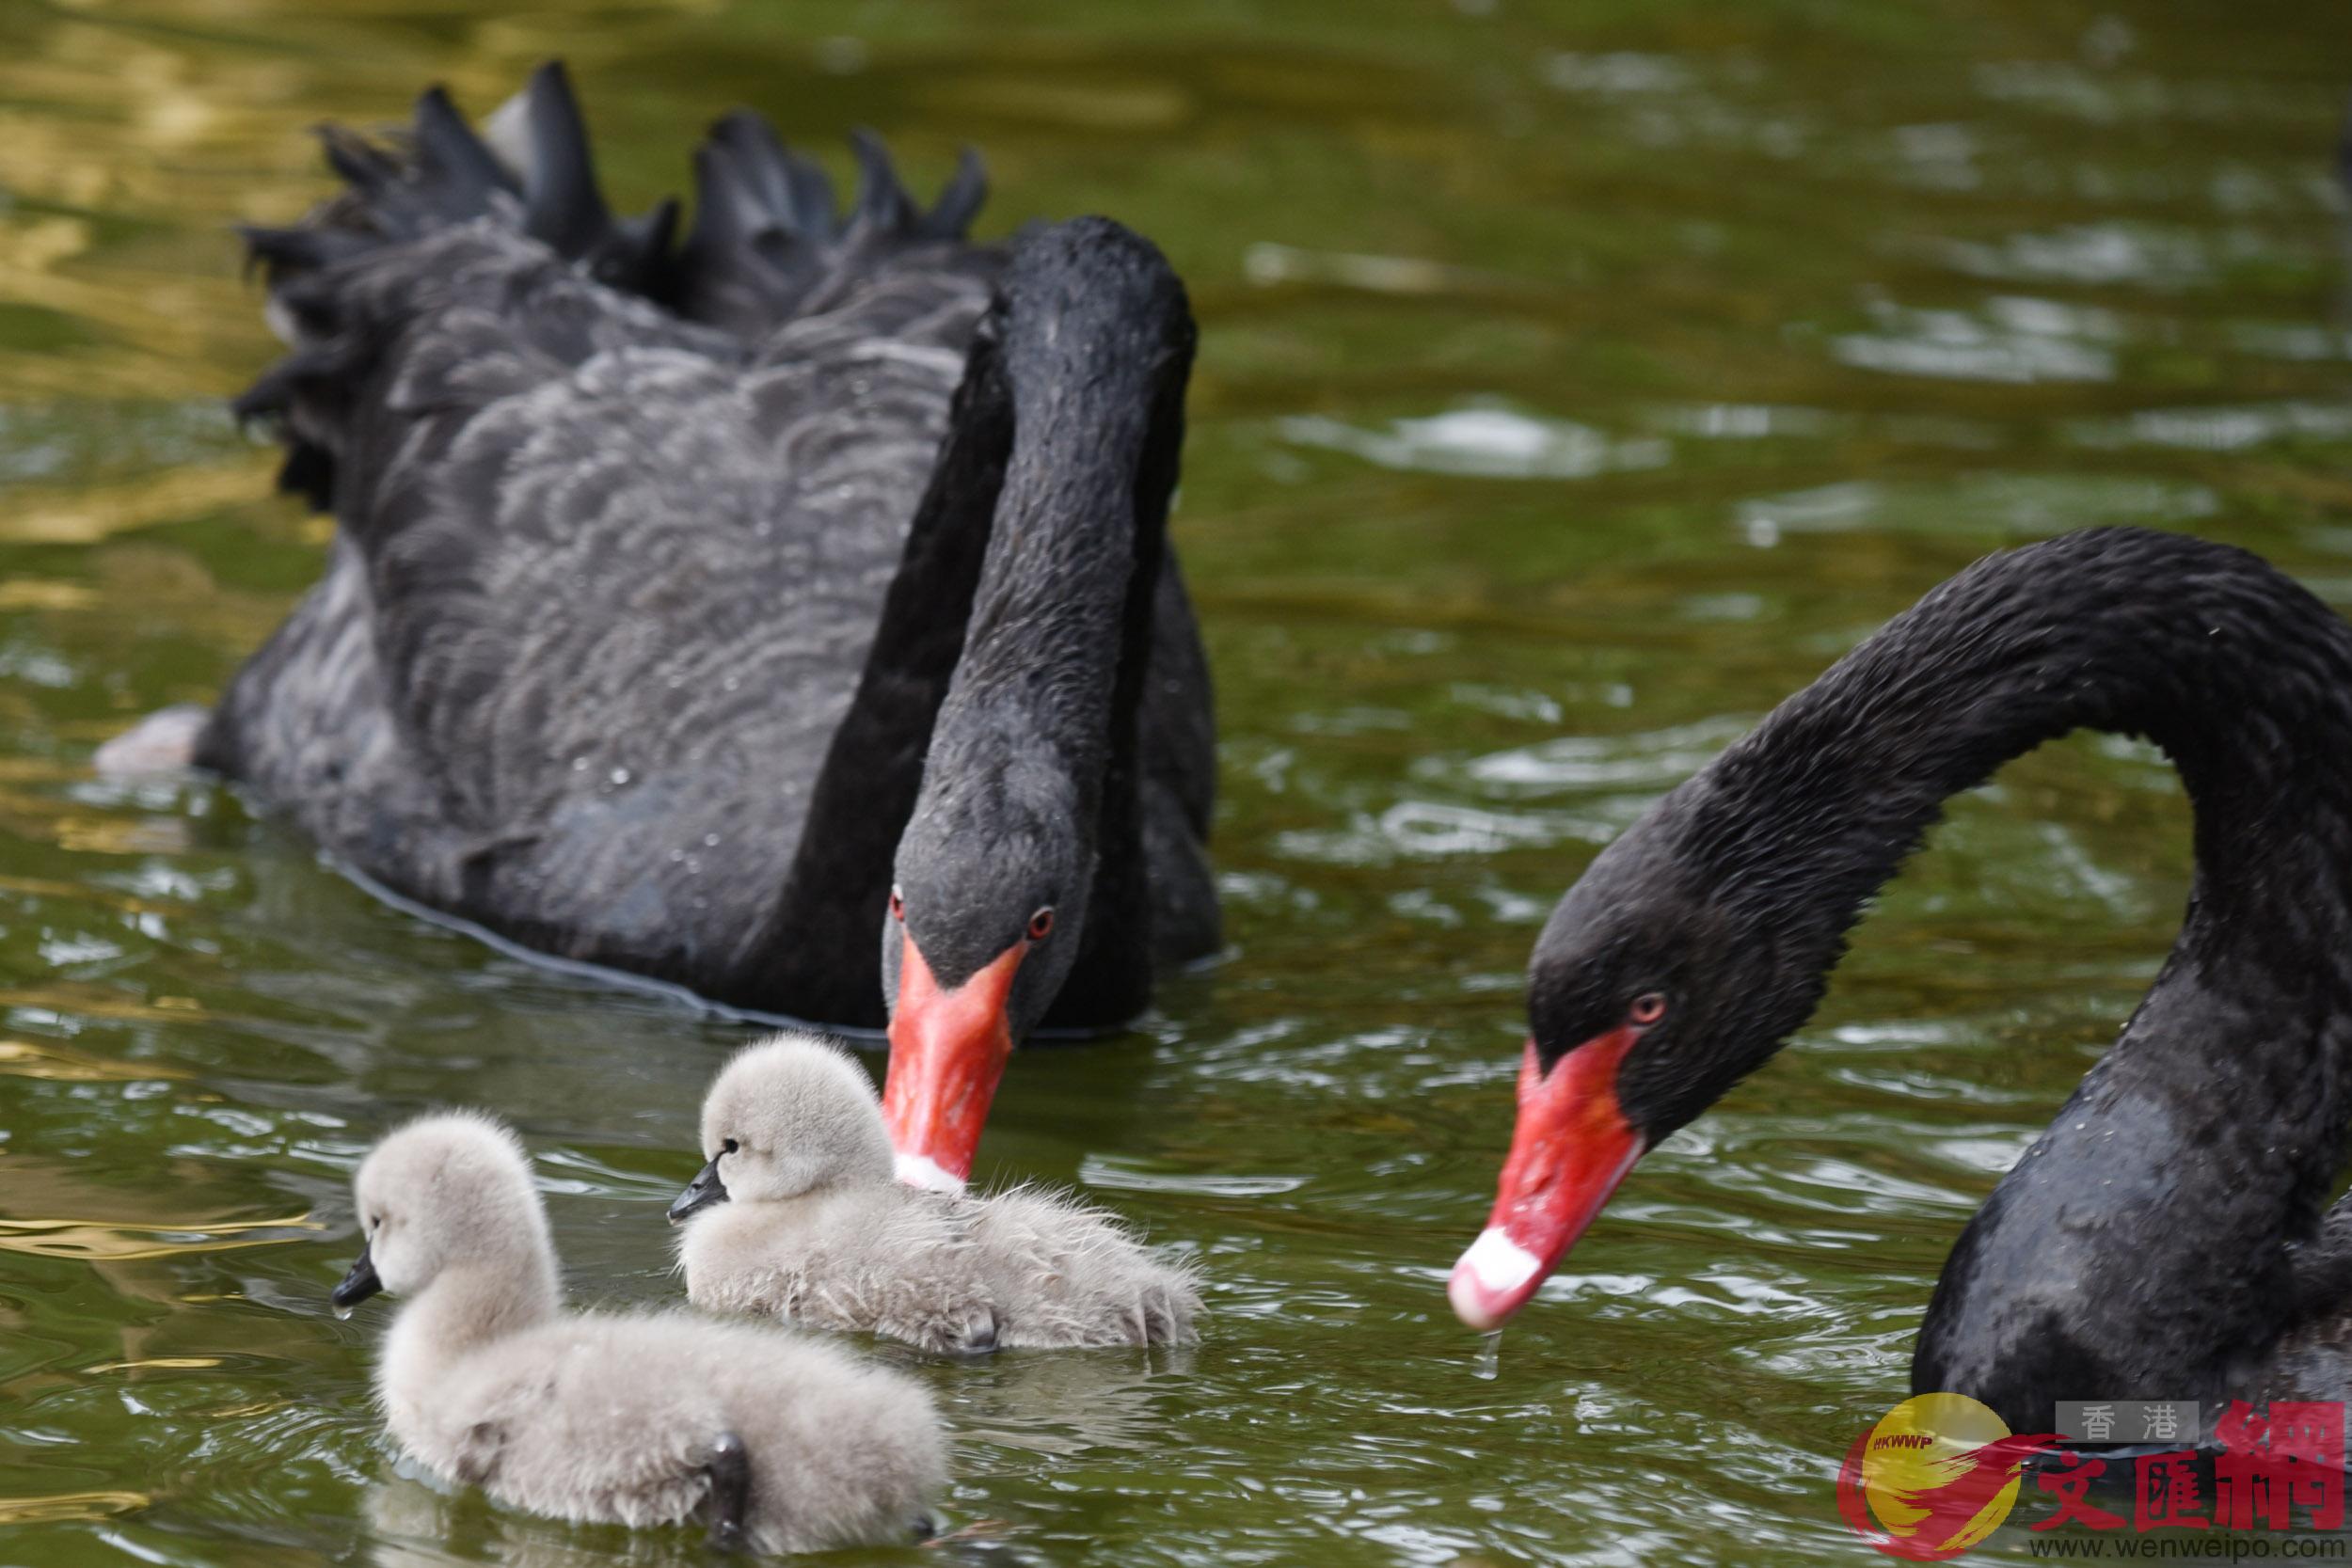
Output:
[
  {"xmin": 172, "ymin": 65, "xmax": 1219, "ymax": 1189},
  {"xmin": 1449, "ymin": 527, "xmax": 2352, "ymax": 1433}
]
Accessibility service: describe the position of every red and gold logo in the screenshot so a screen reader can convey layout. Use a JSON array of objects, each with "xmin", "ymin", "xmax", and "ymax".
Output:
[{"xmin": 1835, "ymin": 1393, "xmax": 2057, "ymax": 1560}]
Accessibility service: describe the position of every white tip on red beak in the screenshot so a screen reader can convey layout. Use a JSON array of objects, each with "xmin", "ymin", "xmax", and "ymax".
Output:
[
  {"xmin": 1448, "ymin": 1227, "xmax": 1544, "ymax": 1331},
  {"xmin": 894, "ymin": 1151, "xmax": 966, "ymax": 1194}
]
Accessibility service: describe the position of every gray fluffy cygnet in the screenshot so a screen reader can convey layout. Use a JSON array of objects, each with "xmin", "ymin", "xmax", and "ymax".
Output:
[
  {"xmin": 672, "ymin": 1034, "xmax": 1201, "ymax": 1354},
  {"xmin": 333, "ymin": 1112, "xmax": 945, "ymax": 1552}
]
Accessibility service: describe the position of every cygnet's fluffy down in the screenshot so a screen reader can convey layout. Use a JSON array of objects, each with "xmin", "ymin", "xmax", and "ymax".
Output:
[
  {"xmin": 673, "ymin": 1034, "xmax": 1201, "ymax": 1354},
  {"xmin": 336, "ymin": 1112, "xmax": 945, "ymax": 1552}
]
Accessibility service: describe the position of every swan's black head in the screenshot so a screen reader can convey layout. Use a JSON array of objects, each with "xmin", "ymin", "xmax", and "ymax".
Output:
[
  {"xmin": 878, "ymin": 730, "xmax": 1095, "ymax": 1193},
  {"xmin": 1449, "ymin": 803, "xmax": 1825, "ymax": 1330}
]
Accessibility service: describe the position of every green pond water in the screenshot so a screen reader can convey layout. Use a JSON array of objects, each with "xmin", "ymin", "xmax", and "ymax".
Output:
[{"xmin": 4, "ymin": 0, "xmax": 2351, "ymax": 1562}]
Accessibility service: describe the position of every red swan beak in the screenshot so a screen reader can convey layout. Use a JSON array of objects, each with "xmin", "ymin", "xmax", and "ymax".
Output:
[
  {"xmin": 882, "ymin": 934, "xmax": 1023, "ymax": 1192},
  {"xmin": 1449, "ymin": 1029, "xmax": 1646, "ymax": 1331}
]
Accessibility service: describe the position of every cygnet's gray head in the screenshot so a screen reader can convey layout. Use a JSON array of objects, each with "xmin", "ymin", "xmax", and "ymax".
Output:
[
  {"xmin": 669, "ymin": 1034, "xmax": 894, "ymax": 1222},
  {"xmin": 333, "ymin": 1112, "xmax": 550, "ymax": 1310}
]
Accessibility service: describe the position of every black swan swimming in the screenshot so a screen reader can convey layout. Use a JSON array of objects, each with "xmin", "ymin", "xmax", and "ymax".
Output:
[
  {"xmin": 1448, "ymin": 527, "xmax": 2352, "ymax": 1432},
  {"xmin": 163, "ymin": 65, "xmax": 1219, "ymax": 1189}
]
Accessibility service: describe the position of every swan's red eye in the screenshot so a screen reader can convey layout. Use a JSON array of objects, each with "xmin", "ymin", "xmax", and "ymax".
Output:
[
  {"xmin": 1629, "ymin": 992, "xmax": 1667, "ymax": 1026},
  {"xmin": 888, "ymin": 886, "xmax": 904, "ymax": 921},
  {"xmin": 1026, "ymin": 907, "xmax": 1056, "ymax": 942}
]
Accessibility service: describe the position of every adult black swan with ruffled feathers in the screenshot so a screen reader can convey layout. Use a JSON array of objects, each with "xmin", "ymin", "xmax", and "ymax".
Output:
[
  {"xmin": 1449, "ymin": 527, "xmax": 2352, "ymax": 1433},
  {"xmin": 137, "ymin": 65, "xmax": 1219, "ymax": 1190}
]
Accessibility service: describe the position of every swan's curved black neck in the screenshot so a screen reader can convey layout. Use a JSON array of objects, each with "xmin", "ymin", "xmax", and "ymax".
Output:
[
  {"xmin": 1693, "ymin": 531, "xmax": 2352, "ymax": 979},
  {"xmin": 892, "ymin": 220, "xmax": 1194, "ymax": 1022},
  {"xmin": 1672, "ymin": 528, "xmax": 2352, "ymax": 1427},
  {"xmin": 726, "ymin": 219, "xmax": 1190, "ymax": 1027}
]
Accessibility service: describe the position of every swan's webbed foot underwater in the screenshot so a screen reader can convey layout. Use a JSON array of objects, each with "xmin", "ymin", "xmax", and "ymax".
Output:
[
  {"xmin": 706, "ymin": 1431, "xmax": 753, "ymax": 1554},
  {"xmin": 958, "ymin": 1306, "xmax": 999, "ymax": 1356}
]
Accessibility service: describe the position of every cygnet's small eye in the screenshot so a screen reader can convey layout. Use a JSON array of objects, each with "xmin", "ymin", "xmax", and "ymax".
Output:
[
  {"xmin": 1628, "ymin": 992, "xmax": 1668, "ymax": 1027},
  {"xmin": 1026, "ymin": 907, "xmax": 1056, "ymax": 942},
  {"xmin": 888, "ymin": 886, "xmax": 904, "ymax": 921},
  {"xmin": 722, "ymin": 1138, "xmax": 739, "ymax": 1156}
]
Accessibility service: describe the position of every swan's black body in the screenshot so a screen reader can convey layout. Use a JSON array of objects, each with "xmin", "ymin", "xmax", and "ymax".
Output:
[
  {"xmin": 1468, "ymin": 527, "xmax": 2352, "ymax": 1432},
  {"xmin": 197, "ymin": 69, "xmax": 1216, "ymax": 1166}
]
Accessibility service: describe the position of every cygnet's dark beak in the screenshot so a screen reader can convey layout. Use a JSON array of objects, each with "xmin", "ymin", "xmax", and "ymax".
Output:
[
  {"xmin": 331, "ymin": 1240, "xmax": 383, "ymax": 1310},
  {"xmin": 668, "ymin": 1155, "xmax": 729, "ymax": 1224}
]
